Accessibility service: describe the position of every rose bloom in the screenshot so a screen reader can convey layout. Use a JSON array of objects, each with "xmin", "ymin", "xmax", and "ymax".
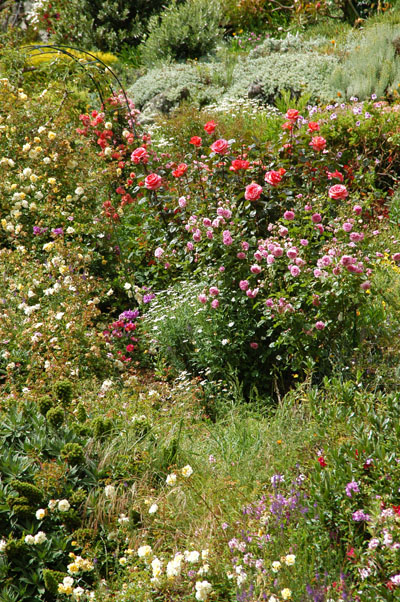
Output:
[
  {"xmin": 308, "ymin": 121, "xmax": 320, "ymax": 132},
  {"xmin": 328, "ymin": 184, "xmax": 348, "ymax": 200},
  {"xmin": 283, "ymin": 210, "xmax": 295, "ymax": 220},
  {"xmin": 145, "ymin": 173, "xmax": 162, "ymax": 190},
  {"xmin": 172, "ymin": 163, "xmax": 188, "ymax": 177},
  {"xmin": 204, "ymin": 120, "xmax": 216, "ymax": 134},
  {"xmin": 286, "ymin": 108, "xmax": 299, "ymax": 120},
  {"xmin": 131, "ymin": 146, "xmax": 149, "ymax": 164},
  {"xmin": 230, "ymin": 159, "xmax": 250, "ymax": 171},
  {"xmin": 210, "ymin": 139, "xmax": 229, "ymax": 154},
  {"xmin": 265, "ymin": 170, "xmax": 282, "ymax": 186},
  {"xmin": 190, "ymin": 136, "xmax": 202, "ymax": 147},
  {"xmin": 310, "ymin": 136, "xmax": 327, "ymax": 151},
  {"xmin": 245, "ymin": 182, "xmax": 263, "ymax": 201}
]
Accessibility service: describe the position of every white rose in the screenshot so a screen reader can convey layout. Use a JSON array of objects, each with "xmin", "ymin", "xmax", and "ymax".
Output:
[{"xmin": 58, "ymin": 499, "xmax": 70, "ymax": 512}]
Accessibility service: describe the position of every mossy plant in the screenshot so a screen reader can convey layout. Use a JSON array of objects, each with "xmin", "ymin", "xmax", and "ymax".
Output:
[
  {"xmin": 46, "ymin": 406, "xmax": 64, "ymax": 428},
  {"xmin": 60, "ymin": 443, "xmax": 85, "ymax": 466}
]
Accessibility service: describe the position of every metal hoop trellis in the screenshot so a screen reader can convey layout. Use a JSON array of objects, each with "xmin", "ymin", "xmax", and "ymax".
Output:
[{"xmin": 24, "ymin": 44, "xmax": 138, "ymax": 138}]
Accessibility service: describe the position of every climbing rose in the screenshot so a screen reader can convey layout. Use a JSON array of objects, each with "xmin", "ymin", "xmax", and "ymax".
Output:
[{"xmin": 245, "ymin": 183, "xmax": 262, "ymax": 201}]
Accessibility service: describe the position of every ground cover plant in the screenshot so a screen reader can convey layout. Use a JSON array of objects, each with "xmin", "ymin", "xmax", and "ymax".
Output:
[{"xmin": 2, "ymin": 5, "xmax": 400, "ymax": 602}]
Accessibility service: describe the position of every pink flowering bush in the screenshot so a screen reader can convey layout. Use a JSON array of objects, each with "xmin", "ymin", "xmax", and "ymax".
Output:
[{"xmin": 105, "ymin": 105, "xmax": 400, "ymax": 390}]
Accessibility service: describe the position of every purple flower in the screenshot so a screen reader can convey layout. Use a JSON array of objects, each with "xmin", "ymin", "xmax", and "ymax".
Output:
[
  {"xmin": 143, "ymin": 293, "xmax": 155, "ymax": 304},
  {"xmin": 119, "ymin": 309, "xmax": 139, "ymax": 321},
  {"xmin": 345, "ymin": 481, "xmax": 360, "ymax": 498},
  {"xmin": 352, "ymin": 509, "xmax": 370, "ymax": 522},
  {"xmin": 52, "ymin": 227, "xmax": 64, "ymax": 236}
]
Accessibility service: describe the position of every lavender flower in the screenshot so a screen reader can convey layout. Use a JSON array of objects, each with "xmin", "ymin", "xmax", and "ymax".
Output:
[
  {"xmin": 352, "ymin": 509, "xmax": 371, "ymax": 522},
  {"xmin": 345, "ymin": 481, "xmax": 360, "ymax": 498}
]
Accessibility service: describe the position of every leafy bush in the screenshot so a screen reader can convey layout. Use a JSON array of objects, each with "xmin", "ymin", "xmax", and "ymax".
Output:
[
  {"xmin": 140, "ymin": 0, "xmax": 224, "ymax": 66},
  {"xmin": 331, "ymin": 23, "xmax": 400, "ymax": 100},
  {"xmin": 128, "ymin": 62, "xmax": 227, "ymax": 111},
  {"xmin": 228, "ymin": 52, "xmax": 337, "ymax": 104}
]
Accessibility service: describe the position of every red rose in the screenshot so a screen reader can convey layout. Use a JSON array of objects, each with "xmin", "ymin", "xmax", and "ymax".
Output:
[
  {"xmin": 317, "ymin": 456, "xmax": 327, "ymax": 467},
  {"xmin": 245, "ymin": 182, "xmax": 263, "ymax": 201},
  {"xmin": 286, "ymin": 108, "xmax": 299, "ymax": 121},
  {"xmin": 210, "ymin": 139, "xmax": 229, "ymax": 154},
  {"xmin": 327, "ymin": 170, "xmax": 344, "ymax": 182},
  {"xmin": 328, "ymin": 184, "xmax": 348, "ymax": 200},
  {"xmin": 282, "ymin": 121, "xmax": 293, "ymax": 131},
  {"xmin": 190, "ymin": 136, "xmax": 202, "ymax": 147},
  {"xmin": 204, "ymin": 120, "xmax": 217, "ymax": 134},
  {"xmin": 131, "ymin": 146, "xmax": 149, "ymax": 164},
  {"xmin": 230, "ymin": 159, "xmax": 250, "ymax": 171},
  {"xmin": 172, "ymin": 163, "xmax": 188, "ymax": 177},
  {"xmin": 308, "ymin": 121, "xmax": 320, "ymax": 132},
  {"xmin": 264, "ymin": 170, "xmax": 282, "ymax": 186},
  {"xmin": 310, "ymin": 136, "xmax": 327, "ymax": 151},
  {"xmin": 145, "ymin": 173, "xmax": 162, "ymax": 190}
]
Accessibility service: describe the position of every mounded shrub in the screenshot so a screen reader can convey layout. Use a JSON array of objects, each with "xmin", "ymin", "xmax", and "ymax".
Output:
[
  {"xmin": 330, "ymin": 23, "xmax": 400, "ymax": 100},
  {"xmin": 140, "ymin": 0, "xmax": 224, "ymax": 66}
]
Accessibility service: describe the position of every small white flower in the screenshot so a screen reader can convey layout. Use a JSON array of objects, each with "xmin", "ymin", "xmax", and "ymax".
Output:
[
  {"xmin": 284, "ymin": 554, "xmax": 296, "ymax": 566},
  {"xmin": 0, "ymin": 539, "xmax": 7, "ymax": 552},
  {"xmin": 118, "ymin": 513, "xmax": 129, "ymax": 525},
  {"xmin": 184, "ymin": 550, "xmax": 200, "ymax": 563},
  {"xmin": 181, "ymin": 465, "xmax": 193, "ymax": 478},
  {"xmin": 149, "ymin": 504, "xmax": 158, "ymax": 515},
  {"xmin": 34, "ymin": 531, "xmax": 47, "ymax": 544},
  {"xmin": 138, "ymin": 544, "xmax": 152, "ymax": 558},
  {"xmin": 35, "ymin": 508, "xmax": 46, "ymax": 520},
  {"xmin": 166, "ymin": 473, "xmax": 177, "ymax": 486},
  {"xmin": 104, "ymin": 485, "xmax": 116, "ymax": 498},
  {"xmin": 58, "ymin": 499, "xmax": 70, "ymax": 512},
  {"xmin": 48, "ymin": 499, "xmax": 57, "ymax": 511},
  {"xmin": 119, "ymin": 556, "xmax": 127, "ymax": 566},
  {"xmin": 24, "ymin": 535, "xmax": 35, "ymax": 545},
  {"xmin": 271, "ymin": 560, "xmax": 281, "ymax": 572},
  {"xmin": 75, "ymin": 186, "xmax": 84, "ymax": 196},
  {"xmin": 195, "ymin": 580, "xmax": 213, "ymax": 601},
  {"xmin": 124, "ymin": 282, "xmax": 131, "ymax": 290}
]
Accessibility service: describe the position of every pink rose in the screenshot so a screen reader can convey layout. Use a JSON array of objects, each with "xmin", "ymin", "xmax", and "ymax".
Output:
[
  {"xmin": 210, "ymin": 139, "xmax": 229, "ymax": 154},
  {"xmin": 154, "ymin": 247, "xmax": 164, "ymax": 258},
  {"xmin": 245, "ymin": 183, "xmax": 263, "ymax": 201},
  {"xmin": 311, "ymin": 213, "xmax": 322, "ymax": 223},
  {"xmin": 310, "ymin": 136, "xmax": 327, "ymax": 151},
  {"xmin": 198, "ymin": 294, "xmax": 207, "ymax": 304},
  {"xmin": 131, "ymin": 146, "xmax": 149, "ymax": 164},
  {"xmin": 145, "ymin": 173, "xmax": 162, "ymax": 190},
  {"xmin": 239, "ymin": 280, "xmax": 249, "ymax": 291},
  {"xmin": 283, "ymin": 210, "xmax": 295, "ymax": 220},
  {"xmin": 328, "ymin": 184, "xmax": 348, "ymax": 200},
  {"xmin": 264, "ymin": 170, "xmax": 282, "ymax": 186},
  {"xmin": 209, "ymin": 286, "xmax": 219, "ymax": 296},
  {"xmin": 315, "ymin": 321, "xmax": 326, "ymax": 330}
]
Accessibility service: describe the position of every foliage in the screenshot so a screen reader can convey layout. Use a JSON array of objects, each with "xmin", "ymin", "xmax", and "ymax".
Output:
[
  {"xmin": 140, "ymin": 0, "xmax": 224, "ymax": 66},
  {"xmin": 331, "ymin": 23, "xmax": 400, "ymax": 100}
]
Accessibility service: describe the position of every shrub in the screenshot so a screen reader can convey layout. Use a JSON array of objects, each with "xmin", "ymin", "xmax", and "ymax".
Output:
[
  {"xmin": 54, "ymin": 379, "xmax": 73, "ymax": 407},
  {"xmin": 140, "ymin": 0, "xmax": 224, "ymax": 66},
  {"xmin": 37, "ymin": 396, "xmax": 53, "ymax": 416},
  {"xmin": 228, "ymin": 52, "xmax": 337, "ymax": 105},
  {"xmin": 46, "ymin": 407, "xmax": 64, "ymax": 429},
  {"xmin": 60, "ymin": 443, "xmax": 85, "ymax": 466},
  {"xmin": 128, "ymin": 62, "xmax": 226, "ymax": 111},
  {"xmin": 330, "ymin": 23, "xmax": 400, "ymax": 100}
]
